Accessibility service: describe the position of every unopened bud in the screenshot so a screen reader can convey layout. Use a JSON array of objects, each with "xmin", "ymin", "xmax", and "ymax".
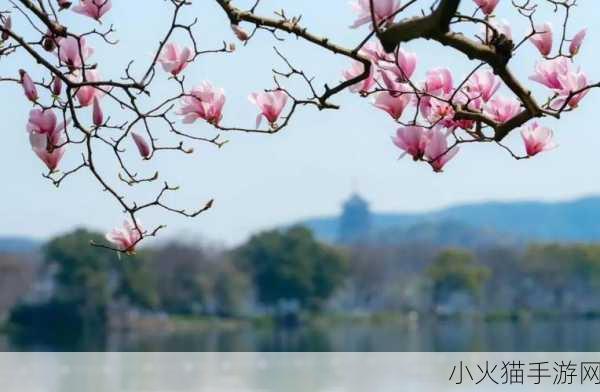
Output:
[
  {"xmin": 230, "ymin": 24, "xmax": 249, "ymax": 42},
  {"xmin": 1, "ymin": 16, "xmax": 11, "ymax": 41},
  {"xmin": 58, "ymin": 0, "xmax": 72, "ymax": 9},
  {"xmin": 43, "ymin": 34, "xmax": 56, "ymax": 52}
]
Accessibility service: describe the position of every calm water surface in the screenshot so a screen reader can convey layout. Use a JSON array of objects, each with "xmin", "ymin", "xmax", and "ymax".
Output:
[{"xmin": 6, "ymin": 318, "xmax": 600, "ymax": 352}]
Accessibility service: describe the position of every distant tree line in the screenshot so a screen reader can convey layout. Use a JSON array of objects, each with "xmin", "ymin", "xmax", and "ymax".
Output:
[{"xmin": 7, "ymin": 226, "xmax": 600, "ymax": 344}]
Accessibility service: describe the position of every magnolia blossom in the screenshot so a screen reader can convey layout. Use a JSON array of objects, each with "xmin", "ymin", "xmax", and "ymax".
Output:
[
  {"xmin": 474, "ymin": 0, "xmax": 500, "ymax": 15},
  {"xmin": 521, "ymin": 122, "xmax": 556, "ymax": 157},
  {"xmin": 105, "ymin": 220, "xmax": 143, "ymax": 253},
  {"xmin": 350, "ymin": 0, "xmax": 400, "ymax": 29},
  {"xmin": 374, "ymin": 91, "xmax": 412, "ymax": 120},
  {"xmin": 29, "ymin": 131, "xmax": 66, "ymax": 171},
  {"xmin": 158, "ymin": 42, "xmax": 193, "ymax": 76},
  {"xmin": 379, "ymin": 48, "xmax": 418, "ymax": 88},
  {"xmin": 569, "ymin": 28, "xmax": 587, "ymax": 56},
  {"xmin": 392, "ymin": 126, "xmax": 429, "ymax": 160},
  {"xmin": 451, "ymin": 92, "xmax": 483, "ymax": 131},
  {"xmin": 343, "ymin": 61, "xmax": 375, "ymax": 94},
  {"xmin": 72, "ymin": 0, "xmax": 112, "ymax": 20},
  {"xmin": 423, "ymin": 68, "xmax": 453, "ymax": 95},
  {"xmin": 529, "ymin": 23, "xmax": 553, "ymax": 56},
  {"xmin": 27, "ymin": 109, "xmax": 59, "ymax": 135},
  {"xmin": 179, "ymin": 81, "xmax": 226, "ymax": 125},
  {"xmin": 425, "ymin": 129, "xmax": 459, "ymax": 172},
  {"xmin": 58, "ymin": 36, "xmax": 94, "ymax": 69},
  {"xmin": 529, "ymin": 58, "xmax": 589, "ymax": 109},
  {"xmin": 555, "ymin": 69, "xmax": 589, "ymax": 109},
  {"xmin": 359, "ymin": 40, "xmax": 390, "ymax": 63},
  {"xmin": 482, "ymin": 19, "xmax": 512, "ymax": 44},
  {"xmin": 27, "ymin": 109, "xmax": 67, "ymax": 171},
  {"xmin": 249, "ymin": 90, "xmax": 288, "ymax": 128},
  {"xmin": 19, "ymin": 70, "xmax": 38, "ymax": 102},
  {"xmin": 131, "ymin": 132, "xmax": 151, "ymax": 159},
  {"xmin": 529, "ymin": 57, "xmax": 572, "ymax": 90},
  {"xmin": 420, "ymin": 95, "xmax": 455, "ymax": 126},
  {"xmin": 73, "ymin": 70, "xmax": 104, "ymax": 107},
  {"xmin": 464, "ymin": 70, "xmax": 501, "ymax": 102},
  {"xmin": 485, "ymin": 96, "xmax": 522, "ymax": 123}
]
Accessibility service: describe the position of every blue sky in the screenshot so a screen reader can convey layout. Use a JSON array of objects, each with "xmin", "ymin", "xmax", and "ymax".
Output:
[{"xmin": 2, "ymin": 0, "xmax": 599, "ymax": 245}]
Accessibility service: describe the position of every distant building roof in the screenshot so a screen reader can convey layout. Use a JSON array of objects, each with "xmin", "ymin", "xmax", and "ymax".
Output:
[
  {"xmin": 338, "ymin": 193, "xmax": 371, "ymax": 244},
  {"xmin": 343, "ymin": 193, "xmax": 369, "ymax": 208}
]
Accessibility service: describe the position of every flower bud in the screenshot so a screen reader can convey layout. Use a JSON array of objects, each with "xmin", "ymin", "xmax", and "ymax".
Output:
[
  {"xmin": 19, "ymin": 69, "xmax": 38, "ymax": 102},
  {"xmin": 230, "ymin": 24, "xmax": 249, "ymax": 41},
  {"xmin": 92, "ymin": 97, "xmax": 104, "ymax": 126},
  {"xmin": 1, "ymin": 16, "xmax": 11, "ymax": 41},
  {"xmin": 52, "ymin": 76, "xmax": 62, "ymax": 96},
  {"xmin": 43, "ymin": 34, "xmax": 56, "ymax": 52},
  {"xmin": 58, "ymin": 0, "xmax": 72, "ymax": 9}
]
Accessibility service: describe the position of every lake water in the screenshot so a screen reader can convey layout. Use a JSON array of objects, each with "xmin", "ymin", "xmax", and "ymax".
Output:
[
  {"xmin": 6, "ymin": 318, "xmax": 600, "ymax": 352},
  {"xmin": 0, "ymin": 352, "xmax": 598, "ymax": 391}
]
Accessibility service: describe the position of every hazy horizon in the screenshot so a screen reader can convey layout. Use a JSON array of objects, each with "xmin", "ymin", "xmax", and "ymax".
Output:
[{"xmin": 8, "ymin": 191, "xmax": 600, "ymax": 245}]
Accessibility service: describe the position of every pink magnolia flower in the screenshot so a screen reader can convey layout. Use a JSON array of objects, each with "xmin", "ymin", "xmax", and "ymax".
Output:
[
  {"xmin": 231, "ymin": 24, "xmax": 249, "ymax": 41},
  {"xmin": 92, "ymin": 96, "xmax": 103, "ymax": 126},
  {"xmin": 343, "ymin": 61, "xmax": 375, "ymax": 94},
  {"xmin": 29, "ymin": 131, "xmax": 66, "ymax": 171},
  {"xmin": 569, "ymin": 28, "xmax": 587, "ymax": 56},
  {"xmin": 27, "ymin": 109, "xmax": 59, "ymax": 135},
  {"xmin": 530, "ymin": 58, "xmax": 588, "ymax": 108},
  {"xmin": 529, "ymin": 57, "xmax": 572, "ymax": 90},
  {"xmin": 555, "ymin": 69, "xmax": 589, "ymax": 109},
  {"xmin": 178, "ymin": 81, "xmax": 226, "ymax": 125},
  {"xmin": 158, "ymin": 42, "xmax": 193, "ymax": 76},
  {"xmin": 464, "ymin": 70, "xmax": 501, "ymax": 102},
  {"xmin": 424, "ymin": 129, "xmax": 459, "ymax": 172},
  {"xmin": 131, "ymin": 132, "xmax": 151, "ymax": 159},
  {"xmin": 420, "ymin": 95, "xmax": 455, "ymax": 126},
  {"xmin": 359, "ymin": 40, "xmax": 391, "ymax": 63},
  {"xmin": 350, "ymin": 0, "xmax": 401, "ymax": 29},
  {"xmin": 481, "ymin": 19, "xmax": 512, "ymax": 45},
  {"xmin": 73, "ymin": 70, "xmax": 104, "ymax": 107},
  {"xmin": 484, "ymin": 96, "xmax": 522, "ymax": 123},
  {"xmin": 449, "ymin": 92, "xmax": 483, "ymax": 131},
  {"xmin": 27, "ymin": 109, "xmax": 68, "ymax": 171},
  {"xmin": 106, "ymin": 220, "xmax": 143, "ymax": 253},
  {"xmin": 374, "ymin": 91, "xmax": 412, "ymax": 120},
  {"xmin": 530, "ymin": 23, "xmax": 553, "ymax": 56},
  {"xmin": 379, "ymin": 48, "xmax": 418, "ymax": 88},
  {"xmin": 474, "ymin": 0, "xmax": 500, "ymax": 15},
  {"xmin": 72, "ymin": 0, "xmax": 112, "ymax": 21},
  {"xmin": 19, "ymin": 70, "xmax": 38, "ymax": 102},
  {"xmin": 58, "ymin": 36, "xmax": 94, "ymax": 69},
  {"xmin": 521, "ymin": 122, "xmax": 556, "ymax": 157},
  {"xmin": 52, "ymin": 76, "xmax": 63, "ymax": 96},
  {"xmin": 249, "ymin": 90, "xmax": 288, "ymax": 128},
  {"xmin": 423, "ymin": 68, "xmax": 453, "ymax": 95},
  {"xmin": 392, "ymin": 126, "xmax": 429, "ymax": 160}
]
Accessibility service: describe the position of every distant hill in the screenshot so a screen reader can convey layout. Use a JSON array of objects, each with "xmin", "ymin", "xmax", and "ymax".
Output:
[
  {"xmin": 300, "ymin": 196, "xmax": 600, "ymax": 246},
  {"xmin": 0, "ymin": 237, "xmax": 41, "ymax": 253}
]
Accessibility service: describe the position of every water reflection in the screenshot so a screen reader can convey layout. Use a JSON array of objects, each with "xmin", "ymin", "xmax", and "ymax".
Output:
[{"xmin": 7, "ymin": 318, "xmax": 600, "ymax": 352}]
